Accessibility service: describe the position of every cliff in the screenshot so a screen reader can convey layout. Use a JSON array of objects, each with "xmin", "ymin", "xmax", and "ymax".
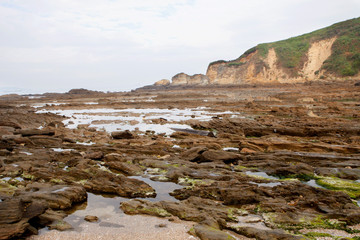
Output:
[{"xmin": 167, "ymin": 17, "xmax": 360, "ymax": 85}]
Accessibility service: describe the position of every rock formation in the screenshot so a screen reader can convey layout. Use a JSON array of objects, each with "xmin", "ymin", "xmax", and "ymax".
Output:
[
  {"xmin": 157, "ymin": 17, "xmax": 360, "ymax": 86},
  {"xmin": 171, "ymin": 73, "xmax": 209, "ymax": 85},
  {"xmin": 154, "ymin": 79, "xmax": 170, "ymax": 86}
]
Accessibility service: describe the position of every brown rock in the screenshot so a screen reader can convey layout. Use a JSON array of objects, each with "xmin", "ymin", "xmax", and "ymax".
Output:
[
  {"xmin": 181, "ymin": 147, "xmax": 208, "ymax": 162},
  {"xmin": 28, "ymin": 136, "xmax": 62, "ymax": 147},
  {"xmin": 37, "ymin": 209, "xmax": 67, "ymax": 226},
  {"xmin": 111, "ymin": 130, "xmax": 135, "ymax": 139},
  {"xmin": 0, "ymin": 121, "xmax": 21, "ymax": 129},
  {"xmin": 23, "ymin": 183, "xmax": 87, "ymax": 210},
  {"xmin": 171, "ymin": 73, "xmax": 209, "ymax": 85},
  {"xmin": 15, "ymin": 129, "xmax": 55, "ymax": 137},
  {"xmin": 0, "ymin": 126, "xmax": 14, "ymax": 136},
  {"xmin": 85, "ymin": 151, "xmax": 104, "ymax": 160},
  {"xmin": 84, "ymin": 215, "xmax": 99, "ymax": 222},
  {"xmin": 48, "ymin": 220, "xmax": 73, "ymax": 231},
  {"xmin": 105, "ymin": 161, "xmax": 142, "ymax": 175},
  {"xmin": 194, "ymin": 224, "xmax": 236, "ymax": 240},
  {"xmin": 240, "ymin": 148, "xmax": 257, "ymax": 153},
  {"xmin": 200, "ymin": 150, "xmax": 241, "ymax": 164}
]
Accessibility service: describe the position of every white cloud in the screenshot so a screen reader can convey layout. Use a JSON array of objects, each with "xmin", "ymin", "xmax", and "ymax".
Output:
[{"xmin": 0, "ymin": 0, "xmax": 359, "ymax": 93}]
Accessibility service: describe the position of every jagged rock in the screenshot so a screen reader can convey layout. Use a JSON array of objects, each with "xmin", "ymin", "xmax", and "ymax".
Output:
[{"xmin": 181, "ymin": 147, "xmax": 208, "ymax": 161}]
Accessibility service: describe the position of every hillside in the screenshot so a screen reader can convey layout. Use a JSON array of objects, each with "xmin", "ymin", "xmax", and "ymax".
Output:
[{"xmin": 168, "ymin": 17, "xmax": 360, "ymax": 85}]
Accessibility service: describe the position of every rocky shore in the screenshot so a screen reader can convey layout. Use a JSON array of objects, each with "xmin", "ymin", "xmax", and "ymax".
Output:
[{"xmin": 0, "ymin": 81, "xmax": 360, "ymax": 240}]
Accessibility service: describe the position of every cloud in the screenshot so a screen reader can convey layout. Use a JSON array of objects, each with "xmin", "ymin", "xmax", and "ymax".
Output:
[{"xmin": 0, "ymin": 0, "xmax": 359, "ymax": 93}]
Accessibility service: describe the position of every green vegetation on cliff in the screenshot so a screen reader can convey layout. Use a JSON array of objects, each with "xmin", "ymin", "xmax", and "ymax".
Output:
[{"xmin": 236, "ymin": 17, "xmax": 360, "ymax": 77}]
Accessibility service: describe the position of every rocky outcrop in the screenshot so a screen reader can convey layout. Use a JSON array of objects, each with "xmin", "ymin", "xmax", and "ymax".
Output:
[
  {"xmin": 171, "ymin": 73, "xmax": 209, "ymax": 85},
  {"xmin": 162, "ymin": 17, "xmax": 360, "ymax": 86},
  {"xmin": 154, "ymin": 79, "xmax": 170, "ymax": 86},
  {"xmin": 206, "ymin": 37, "xmax": 338, "ymax": 84}
]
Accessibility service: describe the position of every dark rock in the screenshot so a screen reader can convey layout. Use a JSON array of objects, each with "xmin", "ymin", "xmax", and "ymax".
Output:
[
  {"xmin": 62, "ymin": 137, "xmax": 76, "ymax": 143},
  {"xmin": 111, "ymin": 130, "xmax": 135, "ymax": 139},
  {"xmin": 15, "ymin": 129, "xmax": 55, "ymax": 137},
  {"xmin": 155, "ymin": 223, "xmax": 167, "ymax": 228}
]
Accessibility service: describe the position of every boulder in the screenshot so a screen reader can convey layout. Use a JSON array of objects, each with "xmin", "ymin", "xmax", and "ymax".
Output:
[
  {"xmin": 0, "ymin": 198, "xmax": 48, "ymax": 239},
  {"xmin": 84, "ymin": 215, "xmax": 99, "ymax": 222}
]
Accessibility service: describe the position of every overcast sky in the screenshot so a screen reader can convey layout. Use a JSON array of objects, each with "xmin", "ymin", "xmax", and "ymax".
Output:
[{"xmin": 0, "ymin": 0, "xmax": 359, "ymax": 94}]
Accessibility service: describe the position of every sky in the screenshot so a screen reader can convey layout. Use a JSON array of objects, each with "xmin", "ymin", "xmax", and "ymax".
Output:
[{"xmin": 0, "ymin": 0, "xmax": 359, "ymax": 94}]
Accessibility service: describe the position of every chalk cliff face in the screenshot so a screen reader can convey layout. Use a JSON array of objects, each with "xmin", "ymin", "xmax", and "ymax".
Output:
[
  {"xmin": 206, "ymin": 37, "xmax": 337, "ymax": 84},
  {"xmin": 163, "ymin": 17, "xmax": 360, "ymax": 86}
]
